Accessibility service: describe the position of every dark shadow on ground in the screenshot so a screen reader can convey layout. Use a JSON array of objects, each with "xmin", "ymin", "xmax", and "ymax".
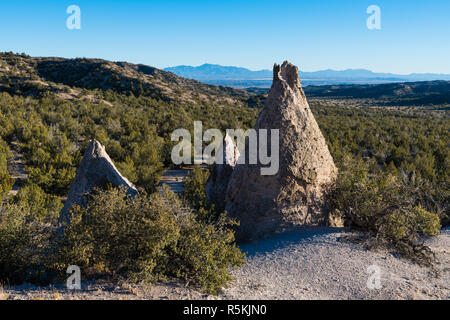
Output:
[{"xmin": 238, "ymin": 226, "xmax": 348, "ymax": 258}]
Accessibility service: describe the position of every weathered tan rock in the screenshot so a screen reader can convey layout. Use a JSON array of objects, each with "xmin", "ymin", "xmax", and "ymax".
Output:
[
  {"xmin": 205, "ymin": 133, "xmax": 240, "ymax": 209},
  {"xmin": 59, "ymin": 139, "xmax": 138, "ymax": 223},
  {"xmin": 225, "ymin": 61, "xmax": 338, "ymax": 242},
  {"xmin": 328, "ymin": 210, "xmax": 345, "ymax": 228}
]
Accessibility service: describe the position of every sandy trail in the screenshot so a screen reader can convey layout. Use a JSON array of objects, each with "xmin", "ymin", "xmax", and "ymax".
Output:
[
  {"xmin": 7, "ymin": 140, "xmax": 28, "ymax": 196},
  {"xmin": 158, "ymin": 169, "xmax": 188, "ymax": 194}
]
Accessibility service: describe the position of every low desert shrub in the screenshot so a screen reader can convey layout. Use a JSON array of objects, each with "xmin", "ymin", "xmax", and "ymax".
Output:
[
  {"xmin": 182, "ymin": 166, "xmax": 210, "ymax": 210},
  {"xmin": 56, "ymin": 187, "xmax": 180, "ymax": 282},
  {"xmin": 0, "ymin": 202, "xmax": 56, "ymax": 284},
  {"xmin": 182, "ymin": 165, "xmax": 217, "ymax": 221},
  {"xmin": 332, "ymin": 155, "xmax": 441, "ymax": 266},
  {"xmin": 0, "ymin": 140, "xmax": 13, "ymax": 199},
  {"xmin": 165, "ymin": 213, "xmax": 244, "ymax": 294},
  {"xmin": 56, "ymin": 186, "xmax": 244, "ymax": 293},
  {"xmin": 0, "ymin": 185, "xmax": 244, "ymax": 294},
  {"xmin": 0, "ymin": 172, "xmax": 13, "ymax": 199}
]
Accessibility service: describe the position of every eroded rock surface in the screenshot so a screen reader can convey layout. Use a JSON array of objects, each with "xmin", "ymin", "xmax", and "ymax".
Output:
[
  {"xmin": 59, "ymin": 139, "xmax": 138, "ymax": 223},
  {"xmin": 205, "ymin": 133, "xmax": 240, "ymax": 209},
  {"xmin": 225, "ymin": 61, "xmax": 338, "ymax": 242}
]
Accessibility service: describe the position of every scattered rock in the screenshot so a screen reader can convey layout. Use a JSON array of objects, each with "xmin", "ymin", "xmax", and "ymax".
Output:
[
  {"xmin": 225, "ymin": 61, "xmax": 338, "ymax": 242},
  {"xmin": 59, "ymin": 139, "xmax": 138, "ymax": 223}
]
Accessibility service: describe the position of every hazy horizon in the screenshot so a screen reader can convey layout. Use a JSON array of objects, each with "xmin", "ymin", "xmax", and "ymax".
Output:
[
  {"xmin": 163, "ymin": 63, "xmax": 450, "ymax": 76},
  {"xmin": 3, "ymin": 53, "xmax": 450, "ymax": 77}
]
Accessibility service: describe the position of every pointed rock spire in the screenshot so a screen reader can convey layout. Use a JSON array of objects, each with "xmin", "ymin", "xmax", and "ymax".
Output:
[
  {"xmin": 59, "ymin": 140, "xmax": 138, "ymax": 223},
  {"xmin": 225, "ymin": 61, "xmax": 338, "ymax": 242},
  {"xmin": 205, "ymin": 132, "xmax": 240, "ymax": 210}
]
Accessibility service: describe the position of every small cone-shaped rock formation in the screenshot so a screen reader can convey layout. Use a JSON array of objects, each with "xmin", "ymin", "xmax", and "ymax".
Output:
[
  {"xmin": 225, "ymin": 61, "xmax": 338, "ymax": 242},
  {"xmin": 205, "ymin": 133, "xmax": 240, "ymax": 209},
  {"xmin": 59, "ymin": 140, "xmax": 138, "ymax": 223}
]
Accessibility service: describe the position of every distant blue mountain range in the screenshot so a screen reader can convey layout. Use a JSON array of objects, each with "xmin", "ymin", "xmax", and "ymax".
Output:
[
  {"xmin": 164, "ymin": 64, "xmax": 273, "ymax": 81},
  {"xmin": 164, "ymin": 64, "xmax": 450, "ymax": 88}
]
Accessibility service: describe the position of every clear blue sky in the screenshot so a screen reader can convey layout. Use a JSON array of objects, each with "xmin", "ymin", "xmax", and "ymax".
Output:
[{"xmin": 0, "ymin": 0, "xmax": 449, "ymax": 74}]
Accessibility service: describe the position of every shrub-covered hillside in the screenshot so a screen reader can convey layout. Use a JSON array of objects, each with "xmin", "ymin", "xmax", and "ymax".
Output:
[{"xmin": 0, "ymin": 52, "xmax": 259, "ymax": 197}]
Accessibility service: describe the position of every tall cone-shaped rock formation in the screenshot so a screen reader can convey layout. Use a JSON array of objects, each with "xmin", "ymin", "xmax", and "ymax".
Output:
[
  {"xmin": 205, "ymin": 132, "xmax": 240, "ymax": 209},
  {"xmin": 59, "ymin": 139, "xmax": 138, "ymax": 223},
  {"xmin": 225, "ymin": 61, "xmax": 338, "ymax": 242}
]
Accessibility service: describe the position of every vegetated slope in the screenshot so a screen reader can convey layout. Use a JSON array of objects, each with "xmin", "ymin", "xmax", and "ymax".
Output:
[
  {"xmin": 0, "ymin": 53, "xmax": 259, "ymax": 198},
  {"xmin": 303, "ymin": 81, "xmax": 450, "ymax": 106},
  {"xmin": 246, "ymin": 81, "xmax": 450, "ymax": 106},
  {"xmin": 0, "ymin": 52, "xmax": 256, "ymax": 108}
]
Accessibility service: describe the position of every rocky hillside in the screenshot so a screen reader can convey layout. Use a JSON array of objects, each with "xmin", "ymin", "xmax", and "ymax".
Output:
[
  {"xmin": 0, "ymin": 52, "xmax": 256, "ymax": 108},
  {"xmin": 304, "ymin": 81, "xmax": 450, "ymax": 106},
  {"xmin": 248, "ymin": 81, "xmax": 450, "ymax": 106}
]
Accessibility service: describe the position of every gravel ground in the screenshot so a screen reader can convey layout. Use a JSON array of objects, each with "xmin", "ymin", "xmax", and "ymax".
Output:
[
  {"xmin": 2, "ymin": 227, "xmax": 448, "ymax": 300},
  {"xmin": 221, "ymin": 227, "xmax": 449, "ymax": 300}
]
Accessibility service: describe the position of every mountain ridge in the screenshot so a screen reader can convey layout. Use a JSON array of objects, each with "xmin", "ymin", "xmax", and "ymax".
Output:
[{"xmin": 164, "ymin": 64, "xmax": 450, "ymax": 87}]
